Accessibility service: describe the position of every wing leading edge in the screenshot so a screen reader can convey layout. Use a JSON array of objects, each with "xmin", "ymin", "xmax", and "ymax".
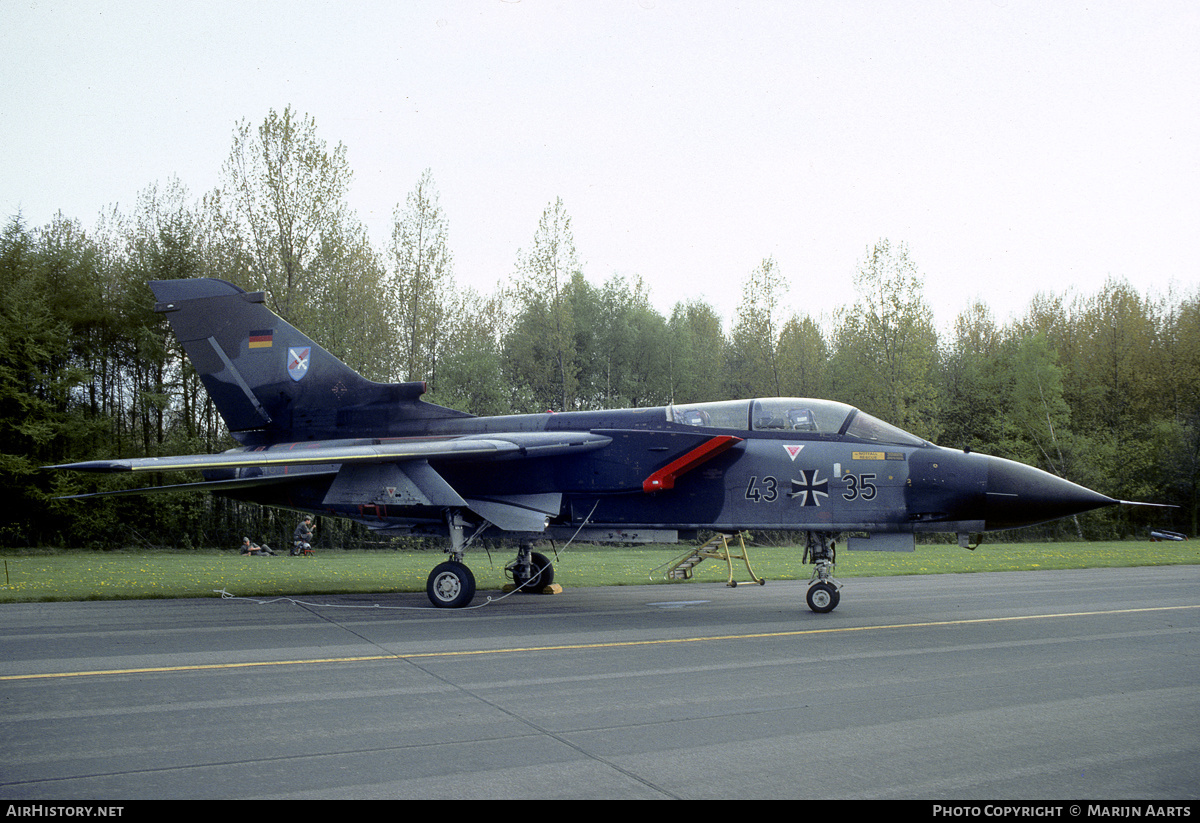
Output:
[
  {"xmin": 46, "ymin": 431, "xmax": 614, "ymax": 475},
  {"xmin": 50, "ymin": 472, "xmax": 339, "ymax": 501}
]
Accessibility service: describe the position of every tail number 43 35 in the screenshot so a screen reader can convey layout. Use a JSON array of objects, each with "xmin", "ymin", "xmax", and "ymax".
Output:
[{"xmin": 744, "ymin": 473, "xmax": 877, "ymax": 503}]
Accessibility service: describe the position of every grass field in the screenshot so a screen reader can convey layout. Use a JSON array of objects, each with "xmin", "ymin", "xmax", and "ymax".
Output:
[{"xmin": 1, "ymin": 539, "xmax": 1197, "ymax": 603}]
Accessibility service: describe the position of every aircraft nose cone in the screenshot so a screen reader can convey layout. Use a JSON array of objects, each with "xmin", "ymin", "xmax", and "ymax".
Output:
[{"xmin": 985, "ymin": 456, "xmax": 1116, "ymax": 530}]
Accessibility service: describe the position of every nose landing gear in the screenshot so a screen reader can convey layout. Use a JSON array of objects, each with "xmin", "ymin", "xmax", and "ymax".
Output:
[{"xmin": 804, "ymin": 532, "xmax": 841, "ymax": 614}]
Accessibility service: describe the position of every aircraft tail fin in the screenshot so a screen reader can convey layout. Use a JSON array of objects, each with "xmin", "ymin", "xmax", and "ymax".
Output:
[{"xmin": 150, "ymin": 278, "xmax": 471, "ymax": 444}]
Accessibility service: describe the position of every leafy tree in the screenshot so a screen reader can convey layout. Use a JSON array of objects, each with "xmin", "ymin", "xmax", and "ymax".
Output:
[
  {"xmin": 581, "ymin": 274, "xmax": 670, "ymax": 408},
  {"xmin": 1152, "ymin": 415, "xmax": 1200, "ymax": 535},
  {"xmin": 388, "ymin": 169, "xmax": 454, "ymax": 384},
  {"xmin": 0, "ymin": 216, "xmax": 115, "ymax": 545},
  {"xmin": 219, "ymin": 106, "xmax": 347, "ymax": 318},
  {"xmin": 726, "ymin": 256, "xmax": 788, "ymax": 398},
  {"xmin": 218, "ymin": 106, "xmax": 392, "ymax": 377},
  {"xmin": 1004, "ymin": 334, "xmax": 1072, "ymax": 474},
  {"xmin": 830, "ymin": 240, "xmax": 941, "ymax": 440},
  {"xmin": 302, "ymin": 220, "xmax": 393, "ymax": 380},
  {"xmin": 1158, "ymin": 289, "xmax": 1200, "ymax": 422},
  {"xmin": 109, "ymin": 179, "xmax": 204, "ymax": 454},
  {"xmin": 776, "ymin": 314, "xmax": 828, "ymax": 399},
  {"xmin": 506, "ymin": 198, "xmax": 581, "ymax": 411},
  {"xmin": 667, "ymin": 299, "xmax": 726, "ymax": 403},
  {"xmin": 1072, "ymin": 278, "xmax": 1157, "ymax": 435},
  {"xmin": 616, "ymin": 289, "xmax": 672, "ymax": 408},
  {"xmin": 432, "ymin": 287, "xmax": 510, "ymax": 416},
  {"xmin": 567, "ymin": 272, "xmax": 603, "ymax": 408},
  {"xmin": 940, "ymin": 300, "xmax": 1003, "ymax": 451},
  {"xmin": 1152, "ymin": 290, "xmax": 1200, "ymax": 532}
]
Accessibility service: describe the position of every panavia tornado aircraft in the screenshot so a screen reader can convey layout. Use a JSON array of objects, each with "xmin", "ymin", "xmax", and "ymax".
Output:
[{"xmin": 50, "ymin": 278, "xmax": 1124, "ymax": 612}]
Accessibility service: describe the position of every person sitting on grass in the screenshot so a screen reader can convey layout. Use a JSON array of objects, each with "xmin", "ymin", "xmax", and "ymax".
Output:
[{"xmin": 240, "ymin": 537, "xmax": 275, "ymax": 556}]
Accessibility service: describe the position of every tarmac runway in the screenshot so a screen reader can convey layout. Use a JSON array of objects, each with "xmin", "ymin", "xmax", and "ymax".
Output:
[{"xmin": 2, "ymin": 565, "xmax": 1198, "ymax": 800}]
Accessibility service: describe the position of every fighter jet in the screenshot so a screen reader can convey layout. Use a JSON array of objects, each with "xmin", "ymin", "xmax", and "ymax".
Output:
[{"xmin": 48, "ymin": 278, "xmax": 1122, "ymax": 612}]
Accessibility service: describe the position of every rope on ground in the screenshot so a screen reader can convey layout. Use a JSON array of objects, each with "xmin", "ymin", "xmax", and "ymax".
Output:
[
  {"xmin": 213, "ymin": 587, "xmax": 508, "ymax": 611},
  {"xmin": 215, "ymin": 501, "xmax": 601, "ymax": 611}
]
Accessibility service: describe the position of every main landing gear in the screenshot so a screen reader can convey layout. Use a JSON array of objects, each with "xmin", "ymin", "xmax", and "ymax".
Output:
[
  {"xmin": 803, "ymin": 532, "xmax": 841, "ymax": 614},
  {"xmin": 506, "ymin": 545, "xmax": 555, "ymax": 592},
  {"xmin": 427, "ymin": 560, "xmax": 476, "ymax": 609},
  {"xmin": 424, "ymin": 513, "xmax": 556, "ymax": 608},
  {"xmin": 425, "ymin": 549, "xmax": 555, "ymax": 608}
]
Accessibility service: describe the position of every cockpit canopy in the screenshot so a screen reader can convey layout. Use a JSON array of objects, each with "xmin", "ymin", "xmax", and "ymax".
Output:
[{"xmin": 667, "ymin": 398, "xmax": 929, "ymax": 448}]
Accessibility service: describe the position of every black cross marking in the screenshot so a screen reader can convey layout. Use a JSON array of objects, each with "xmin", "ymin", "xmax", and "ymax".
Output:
[{"xmin": 788, "ymin": 469, "xmax": 829, "ymax": 507}]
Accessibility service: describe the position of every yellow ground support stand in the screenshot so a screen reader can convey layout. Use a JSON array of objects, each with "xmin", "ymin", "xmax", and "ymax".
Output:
[{"xmin": 659, "ymin": 533, "xmax": 765, "ymax": 587}]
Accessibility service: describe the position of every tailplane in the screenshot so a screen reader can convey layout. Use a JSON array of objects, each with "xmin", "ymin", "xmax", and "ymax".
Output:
[{"xmin": 151, "ymin": 278, "xmax": 471, "ymax": 444}]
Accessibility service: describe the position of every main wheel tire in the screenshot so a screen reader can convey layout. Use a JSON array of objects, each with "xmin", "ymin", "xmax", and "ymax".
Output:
[
  {"xmin": 427, "ymin": 561, "xmax": 476, "ymax": 608},
  {"xmin": 511, "ymin": 551, "xmax": 555, "ymax": 592},
  {"xmin": 806, "ymin": 582, "xmax": 839, "ymax": 613}
]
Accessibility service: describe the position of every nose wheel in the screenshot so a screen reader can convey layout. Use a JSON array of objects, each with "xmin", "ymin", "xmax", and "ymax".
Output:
[{"xmin": 804, "ymin": 532, "xmax": 841, "ymax": 613}]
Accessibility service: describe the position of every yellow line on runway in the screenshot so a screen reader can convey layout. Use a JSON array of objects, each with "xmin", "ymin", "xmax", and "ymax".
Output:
[{"xmin": 3, "ymin": 604, "xmax": 1195, "ymax": 683}]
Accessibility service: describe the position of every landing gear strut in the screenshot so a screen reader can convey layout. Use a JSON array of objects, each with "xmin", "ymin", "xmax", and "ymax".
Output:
[
  {"xmin": 424, "ymin": 514, "xmax": 558, "ymax": 608},
  {"xmin": 507, "ymin": 544, "xmax": 555, "ymax": 592},
  {"xmin": 426, "ymin": 511, "xmax": 480, "ymax": 609},
  {"xmin": 803, "ymin": 532, "xmax": 841, "ymax": 613}
]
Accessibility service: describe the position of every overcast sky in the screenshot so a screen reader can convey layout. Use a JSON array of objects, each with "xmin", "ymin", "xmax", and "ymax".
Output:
[{"xmin": 2, "ymin": 0, "xmax": 1197, "ymax": 333}]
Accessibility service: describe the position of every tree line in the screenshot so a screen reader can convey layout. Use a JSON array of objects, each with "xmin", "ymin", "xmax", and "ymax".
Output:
[{"xmin": 2, "ymin": 106, "xmax": 1196, "ymax": 548}]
